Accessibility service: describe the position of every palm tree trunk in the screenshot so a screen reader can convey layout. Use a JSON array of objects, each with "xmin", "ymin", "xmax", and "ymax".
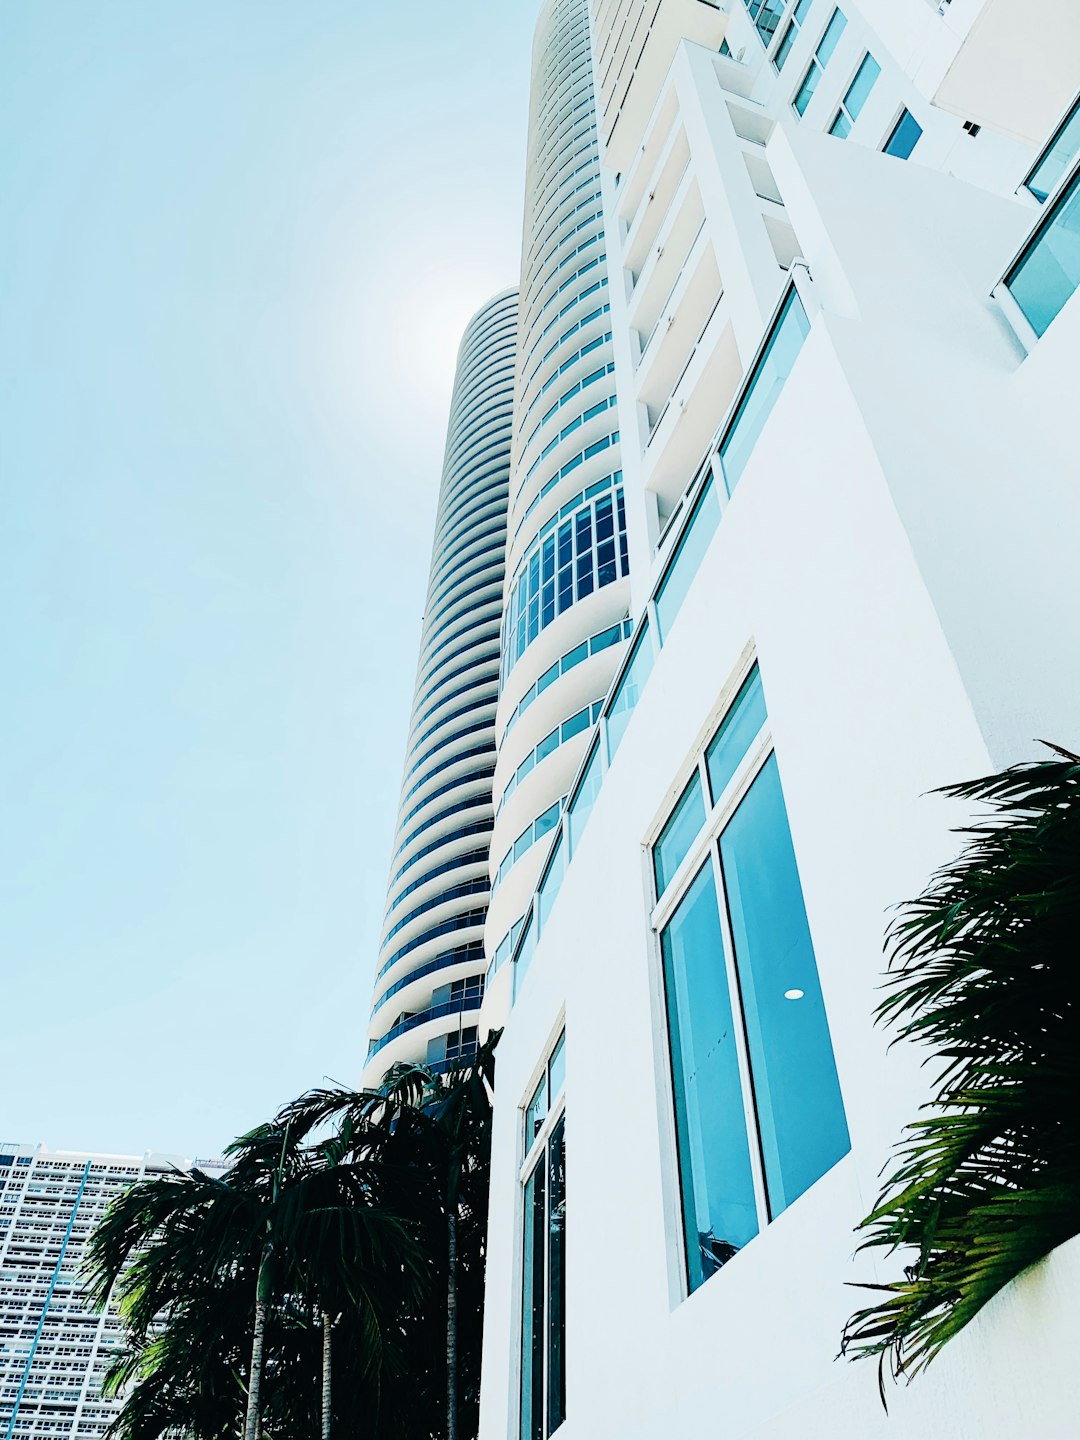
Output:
[
  {"xmin": 321, "ymin": 1311, "xmax": 332, "ymax": 1440},
  {"xmin": 243, "ymin": 1243, "xmax": 273, "ymax": 1440},
  {"xmin": 447, "ymin": 1203, "xmax": 458, "ymax": 1440}
]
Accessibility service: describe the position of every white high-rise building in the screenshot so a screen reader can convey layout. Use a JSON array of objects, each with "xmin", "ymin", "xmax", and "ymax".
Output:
[
  {"xmin": 364, "ymin": 291, "xmax": 519, "ymax": 1083},
  {"xmin": 483, "ymin": 0, "xmax": 633, "ymax": 1028},
  {"xmin": 0, "ymin": 1144, "xmax": 226, "ymax": 1440},
  {"xmin": 474, "ymin": 4, "xmax": 1080, "ymax": 1440}
]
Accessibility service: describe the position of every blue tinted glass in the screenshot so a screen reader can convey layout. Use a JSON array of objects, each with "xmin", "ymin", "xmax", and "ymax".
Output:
[
  {"xmin": 719, "ymin": 754, "xmax": 850, "ymax": 1216},
  {"xmin": 567, "ymin": 740, "xmax": 602, "ymax": 857},
  {"xmin": 606, "ymin": 622, "xmax": 655, "ymax": 760},
  {"xmin": 520, "ymin": 1156, "xmax": 546, "ymax": 1440},
  {"xmin": 705, "ymin": 665, "xmax": 768, "ymax": 804},
  {"xmin": 662, "ymin": 864, "xmax": 759, "ymax": 1292},
  {"xmin": 1026, "ymin": 96, "xmax": 1080, "ymax": 203},
  {"xmin": 829, "ymin": 109, "xmax": 851, "ymax": 138},
  {"xmin": 514, "ymin": 914, "xmax": 537, "ymax": 992},
  {"xmin": 884, "ymin": 108, "xmax": 922, "ymax": 160},
  {"xmin": 534, "ymin": 801, "xmax": 560, "ymax": 841},
  {"xmin": 654, "ymin": 473, "xmax": 721, "ymax": 642},
  {"xmin": 817, "ymin": 8, "xmax": 846, "ymax": 62},
  {"xmin": 538, "ymin": 833, "xmax": 565, "ymax": 932},
  {"xmin": 843, "ymin": 53, "xmax": 880, "ymax": 119},
  {"xmin": 548, "ymin": 1029, "xmax": 566, "ymax": 1098},
  {"xmin": 793, "ymin": 61, "xmax": 819, "ymax": 116},
  {"xmin": 719, "ymin": 290, "xmax": 810, "ymax": 494},
  {"xmin": 653, "ymin": 771, "xmax": 707, "ymax": 898},
  {"xmin": 774, "ymin": 20, "xmax": 798, "ymax": 71},
  {"xmin": 1007, "ymin": 169, "xmax": 1080, "ymax": 337}
]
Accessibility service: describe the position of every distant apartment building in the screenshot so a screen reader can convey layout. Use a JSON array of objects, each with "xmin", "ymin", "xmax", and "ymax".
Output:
[
  {"xmin": 363, "ymin": 291, "xmax": 519, "ymax": 1083},
  {"xmin": 0, "ymin": 1144, "xmax": 225, "ymax": 1440}
]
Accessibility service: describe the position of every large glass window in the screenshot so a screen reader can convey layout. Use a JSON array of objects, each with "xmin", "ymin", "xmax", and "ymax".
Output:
[
  {"xmin": 743, "ymin": 0, "xmax": 785, "ymax": 47},
  {"xmin": 774, "ymin": 0, "xmax": 812, "ymax": 71},
  {"xmin": 1005, "ymin": 165, "xmax": 1080, "ymax": 338},
  {"xmin": 662, "ymin": 864, "xmax": 760, "ymax": 1292},
  {"xmin": 521, "ymin": 1034, "xmax": 567, "ymax": 1440},
  {"xmin": 719, "ymin": 754, "xmax": 850, "ymax": 1215},
  {"xmin": 828, "ymin": 53, "xmax": 880, "ymax": 137},
  {"xmin": 718, "ymin": 290, "xmax": 810, "ymax": 495},
  {"xmin": 1024, "ymin": 93, "xmax": 1080, "ymax": 204},
  {"xmin": 883, "ymin": 107, "xmax": 922, "ymax": 160},
  {"xmin": 793, "ymin": 9, "xmax": 846, "ymax": 117},
  {"xmin": 654, "ymin": 661, "xmax": 849, "ymax": 1294}
]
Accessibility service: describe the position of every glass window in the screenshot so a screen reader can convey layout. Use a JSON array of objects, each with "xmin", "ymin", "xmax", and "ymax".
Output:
[
  {"xmin": 1005, "ymin": 167, "xmax": 1080, "ymax": 338},
  {"xmin": 661, "ymin": 864, "xmax": 760, "ymax": 1293},
  {"xmin": 842, "ymin": 53, "xmax": 879, "ymax": 122},
  {"xmin": 653, "ymin": 660, "xmax": 849, "ymax": 1294},
  {"xmin": 793, "ymin": 9, "xmax": 846, "ymax": 117},
  {"xmin": 883, "ymin": 108, "xmax": 922, "ymax": 160},
  {"xmin": 774, "ymin": 0, "xmax": 812, "ymax": 71},
  {"xmin": 521, "ymin": 1159, "xmax": 547, "ymax": 1440},
  {"xmin": 653, "ymin": 772, "xmax": 706, "ymax": 898},
  {"xmin": 705, "ymin": 665, "xmax": 768, "ymax": 804},
  {"xmin": 538, "ymin": 833, "xmax": 566, "ymax": 932},
  {"xmin": 605, "ymin": 621, "xmax": 655, "ymax": 761},
  {"xmin": 567, "ymin": 738, "xmax": 602, "ymax": 857},
  {"xmin": 745, "ymin": 0, "xmax": 785, "ymax": 46},
  {"xmin": 718, "ymin": 754, "xmax": 850, "ymax": 1216},
  {"xmin": 718, "ymin": 289, "xmax": 810, "ymax": 495},
  {"xmin": 521, "ymin": 1037, "xmax": 567, "ymax": 1440},
  {"xmin": 654, "ymin": 472, "xmax": 721, "ymax": 643},
  {"xmin": 1025, "ymin": 94, "xmax": 1080, "ymax": 203}
]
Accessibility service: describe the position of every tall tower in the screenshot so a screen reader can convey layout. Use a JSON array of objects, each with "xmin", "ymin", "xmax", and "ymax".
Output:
[
  {"xmin": 481, "ymin": 0, "xmax": 630, "ymax": 1019},
  {"xmin": 364, "ymin": 290, "xmax": 519, "ymax": 1083}
]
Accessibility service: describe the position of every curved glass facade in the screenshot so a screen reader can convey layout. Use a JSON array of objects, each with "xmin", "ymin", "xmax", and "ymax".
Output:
[
  {"xmin": 364, "ymin": 289, "xmax": 518, "ymax": 1081},
  {"xmin": 485, "ymin": 0, "xmax": 629, "ymax": 977}
]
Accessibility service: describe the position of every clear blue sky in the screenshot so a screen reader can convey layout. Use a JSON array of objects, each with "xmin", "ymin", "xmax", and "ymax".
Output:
[{"xmin": 0, "ymin": 1, "xmax": 536, "ymax": 1159}]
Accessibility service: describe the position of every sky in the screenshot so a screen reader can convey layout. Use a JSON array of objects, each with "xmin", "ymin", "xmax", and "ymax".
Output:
[{"xmin": 0, "ymin": 1, "xmax": 538, "ymax": 1159}]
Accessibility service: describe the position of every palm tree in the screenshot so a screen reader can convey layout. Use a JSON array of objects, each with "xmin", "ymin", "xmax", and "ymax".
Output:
[
  {"xmin": 841, "ymin": 748, "xmax": 1080, "ymax": 1398},
  {"xmin": 278, "ymin": 1030, "xmax": 499, "ymax": 1440}
]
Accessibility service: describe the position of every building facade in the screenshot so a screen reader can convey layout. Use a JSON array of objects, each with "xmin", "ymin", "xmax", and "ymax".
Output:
[
  {"xmin": 0, "ymin": 1144, "xmax": 225, "ymax": 1440},
  {"xmin": 363, "ymin": 290, "xmax": 519, "ymax": 1083},
  {"xmin": 475, "ymin": 3, "xmax": 1080, "ymax": 1440},
  {"xmin": 484, "ymin": 0, "xmax": 632, "ymax": 1030}
]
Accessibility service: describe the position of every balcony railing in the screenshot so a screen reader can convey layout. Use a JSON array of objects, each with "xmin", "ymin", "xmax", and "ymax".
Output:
[{"xmin": 367, "ymin": 993, "xmax": 483, "ymax": 1061}]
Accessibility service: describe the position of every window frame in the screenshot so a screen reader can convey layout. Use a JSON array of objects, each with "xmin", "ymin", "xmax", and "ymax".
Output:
[
  {"xmin": 646, "ymin": 657, "xmax": 845, "ymax": 1298},
  {"xmin": 518, "ymin": 1028, "xmax": 568, "ymax": 1440}
]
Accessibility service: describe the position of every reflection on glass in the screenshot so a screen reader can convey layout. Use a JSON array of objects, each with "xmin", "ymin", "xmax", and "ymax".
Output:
[
  {"xmin": 653, "ymin": 772, "xmax": 707, "ymax": 898},
  {"xmin": 705, "ymin": 665, "xmax": 768, "ymax": 805},
  {"xmin": 1025, "ymin": 95, "xmax": 1080, "ymax": 203},
  {"xmin": 662, "ymin": 864, "xmax": 760, "ymax": 1293},
  {"xmin": 654, "ymin": 473, "xmax": 721, "ymax": 643},
  {"xmin": 1006, "ymin": 167, "xmax": 1080, "ymax": 337},
  {"xmin": 520, "ymin": 1159, "xmax": 547, "ymax": 1440},
  {"xmin": 719, "ymin": 754, "xmax": 850, "ymax": 1216},
  {"xmin": 719, "ymin": 290, "xmax": 810, "ymax": 494},
  {"xmin": 546, "ymin": 1115, "xmax": 566, "ymax": 1435},
  {"xmin": 605, "ymin": 622, "xmax": 655, "ymax": 761},
  {"xmin": 526, "ymin": 1076, "xmax": 547, "ymax": 1148},
  {"xmin": 567, "ymin": 740, "xmax": 603, "ymax": 857}
]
